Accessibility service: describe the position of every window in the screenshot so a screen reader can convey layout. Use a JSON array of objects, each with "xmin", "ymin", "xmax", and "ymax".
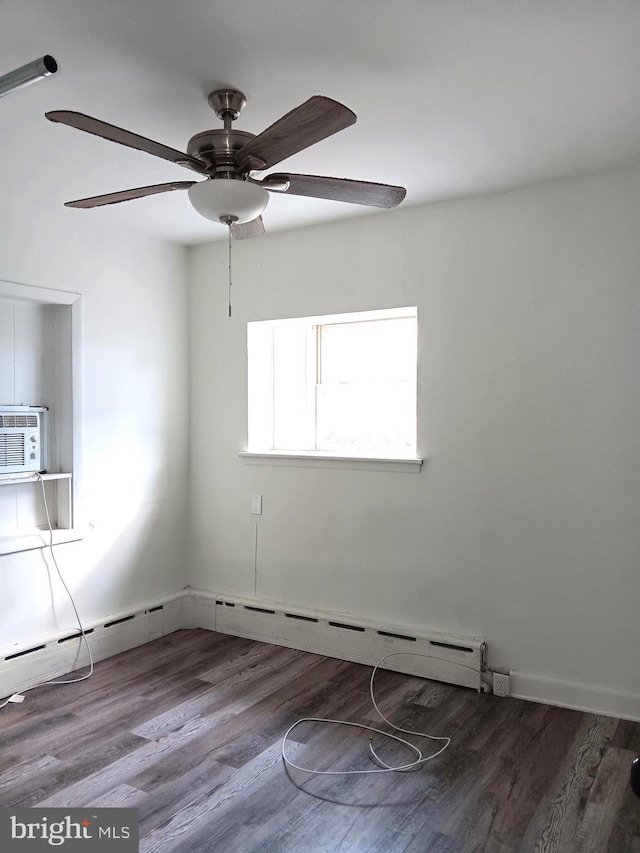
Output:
[{"xmin": 247, "ymin": 307, "xmax": 418, "ymax": 459}]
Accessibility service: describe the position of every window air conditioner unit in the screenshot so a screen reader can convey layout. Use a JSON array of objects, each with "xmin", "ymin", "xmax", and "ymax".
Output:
[{"xmin": 0, "ymin": 406, "xmax": 48, "ymax": 474}]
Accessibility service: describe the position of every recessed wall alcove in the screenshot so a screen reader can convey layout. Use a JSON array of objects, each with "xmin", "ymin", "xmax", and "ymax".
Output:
[{"xmin": 0, "ymin": 279, "xmax": 82, "ymax": 554}]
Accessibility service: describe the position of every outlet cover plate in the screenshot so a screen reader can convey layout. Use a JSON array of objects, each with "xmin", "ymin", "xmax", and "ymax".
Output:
[{"xmin": 493, "ymin": 672, "xmax": 511, "ymax": 697}]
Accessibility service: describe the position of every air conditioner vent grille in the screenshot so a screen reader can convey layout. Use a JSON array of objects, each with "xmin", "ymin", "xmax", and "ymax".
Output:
[
  {"xmin": 0, "ymin": 434, "xmax": 25, "ymax": 468},
  {"xmin": 0, "ymin": 414, "xmax": 37, "ymax": 428}
]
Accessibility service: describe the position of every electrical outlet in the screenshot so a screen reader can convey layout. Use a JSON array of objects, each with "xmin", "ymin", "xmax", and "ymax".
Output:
[{"xmin": 493, "ymin": 672, "xmax": 511, "ymax": 698}]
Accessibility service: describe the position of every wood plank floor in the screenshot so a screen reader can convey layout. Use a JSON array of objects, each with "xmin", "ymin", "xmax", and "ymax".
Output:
[{"xmin": 1, "ymin": 629, "xmax": 639, "ymax": 852}]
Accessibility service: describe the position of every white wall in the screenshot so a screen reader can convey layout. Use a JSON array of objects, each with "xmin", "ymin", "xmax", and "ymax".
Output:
[
  {"xmin": 188, "ymin": 166, "xmax": 640, "ymax": 712},
  {"xmin": 0, "ymin": 192, "xmax": 189, "ymax": 648}
]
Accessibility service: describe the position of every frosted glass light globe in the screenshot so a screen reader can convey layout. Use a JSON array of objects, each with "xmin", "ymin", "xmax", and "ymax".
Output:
[{"xmin": 188, "ymin": 179, "xmax": 269, "ymax": 224}]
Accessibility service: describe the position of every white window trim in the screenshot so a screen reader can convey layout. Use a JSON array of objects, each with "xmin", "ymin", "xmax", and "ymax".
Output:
[
  {"xmin": 239, "ymin": 450, "xmax": 423, "ymax": 473},
  {"xmin": 250, "ymin": 306, "xmax": 415, "ymax": 329}
]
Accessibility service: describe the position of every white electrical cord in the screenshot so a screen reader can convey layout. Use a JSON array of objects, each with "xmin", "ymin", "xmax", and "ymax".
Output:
[
  {"xmin": 0, "ymin": 474, "xmax": 93, "ymax": 709},
  {"xmin": 282, "ymin": 651, "xmax": 483, "ymax": 776}
]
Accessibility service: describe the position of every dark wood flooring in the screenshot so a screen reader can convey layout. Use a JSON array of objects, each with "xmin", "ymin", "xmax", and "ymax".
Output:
[{"xmin": 1, "ymin": 629, "xmax": 639, "ymax": 852}]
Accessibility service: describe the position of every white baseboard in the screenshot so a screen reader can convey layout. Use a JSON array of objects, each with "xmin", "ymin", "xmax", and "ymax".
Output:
[
  {"xmin": 0, "ymin": 591, "xmax": 185, "ymax": 700},
  {"xmin": 512, "ymin": 672, "xmax": 640, "ymax": 723},
  {"xmin": 4, "ymin": 586, "xmax": 640, "ymax": 723},
  {"xmin": 182, "ymin": 588, "xmax": 217, "ymax": 632}
]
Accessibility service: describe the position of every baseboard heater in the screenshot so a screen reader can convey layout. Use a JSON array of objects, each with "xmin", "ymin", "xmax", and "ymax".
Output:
[
  {"xmin": 208, "ymin": 593, "xmax": 487, "ymax": 692},
  {"xmin": 0, "ymin": 599, "xmax": 179, "ymax": 700}
]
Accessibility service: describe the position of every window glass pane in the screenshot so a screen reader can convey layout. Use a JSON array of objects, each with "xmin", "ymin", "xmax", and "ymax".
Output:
[
  {"xmin": 247, "ymin": 323, "xmax": 274, "ymax": 450},
  {"xmin": 272, "ymin": 324, "xmax": 310, "ymax": 450},
  {"xmin": 320, "ymin": 317, "xmax": 417, "ymax": 385},
  {"xmin": 316, "ymin": 382, "xmax": 416, "ymax": 453}
]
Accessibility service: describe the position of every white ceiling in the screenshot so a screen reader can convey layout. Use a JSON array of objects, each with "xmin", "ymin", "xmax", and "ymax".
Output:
[{"xmin": 3, "ymin": 0, "xmax": 640, "ymax": 245}]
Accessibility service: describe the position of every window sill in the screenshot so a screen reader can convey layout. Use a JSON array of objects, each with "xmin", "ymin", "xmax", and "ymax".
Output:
[
  {"xmin": 0, "ymin": 528, "xmax": 83, "ymax": 556},
  {"xmin": 239, "ymin": 451, "xmax": 423, "ymax": 473}
]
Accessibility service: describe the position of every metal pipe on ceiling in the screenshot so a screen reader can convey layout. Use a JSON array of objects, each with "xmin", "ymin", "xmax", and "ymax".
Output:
[{"xmin": 0, "ymin": 55, "xmax": 58, "ymax": 99}]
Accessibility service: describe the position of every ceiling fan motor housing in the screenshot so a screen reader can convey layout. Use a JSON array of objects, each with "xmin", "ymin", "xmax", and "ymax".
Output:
[{"xmin": 186, "ymin": 129, "xmax": 256, "ymax": 176}]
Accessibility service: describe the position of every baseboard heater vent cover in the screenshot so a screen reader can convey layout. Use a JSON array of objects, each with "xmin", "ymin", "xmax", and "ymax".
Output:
[
  {"xmin": 0, "ymin": 599, "xmax": 176, "ymax": 700},
  {"xmin": 209, "ymin": 594, "xmax": 486, "ymax": 691}
]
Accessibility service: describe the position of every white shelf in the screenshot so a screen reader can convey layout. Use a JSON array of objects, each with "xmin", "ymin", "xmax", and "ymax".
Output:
[{"xmin": 0, "ymin": 472, "xmax": 72, "ymax": 487}]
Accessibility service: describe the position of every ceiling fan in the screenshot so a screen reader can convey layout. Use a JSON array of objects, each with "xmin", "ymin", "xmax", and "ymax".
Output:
[{"xmin": 45, "ymin": 89, "xmax": 407, "ymax": 238}]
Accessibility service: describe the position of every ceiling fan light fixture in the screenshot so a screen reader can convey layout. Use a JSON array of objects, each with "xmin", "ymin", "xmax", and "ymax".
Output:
[{"xmin": 188, "ymin": 178, "xmax": 269, "ymax": 224}]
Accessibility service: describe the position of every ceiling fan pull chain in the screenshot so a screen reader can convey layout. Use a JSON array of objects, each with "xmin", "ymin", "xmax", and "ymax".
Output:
[{"xmin": 228, "ymin": 223, "xmax": 233, "ymax": 317}]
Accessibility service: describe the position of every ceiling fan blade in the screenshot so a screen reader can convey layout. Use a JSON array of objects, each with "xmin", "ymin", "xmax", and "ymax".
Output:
[
  {"xmin": 230, "ymin": 216, "xmax": 265, "ymax": 240},
  {"xmin": 64, "ymin": 181, "xmax": 195, "ymax": 209},
  {"xmin": 261, "ymin": 173, "xmax": 406, "ymax": 208},
  {"xmin": 236, "ymin": 96, "xmax": 356, "ymax": 172},
  {"xmin": 46, "ymin": 111, "xmax": 207, "ymax": 173}
]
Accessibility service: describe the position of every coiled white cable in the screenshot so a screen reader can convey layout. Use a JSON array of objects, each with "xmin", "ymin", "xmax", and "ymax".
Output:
[
  {"xmin": 282, "ymin": 651, "xmax": 483, "ymax": 776},
  {"xmin": 0, "ymin": 474, "xmax": 93, "ymax": 709}
]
